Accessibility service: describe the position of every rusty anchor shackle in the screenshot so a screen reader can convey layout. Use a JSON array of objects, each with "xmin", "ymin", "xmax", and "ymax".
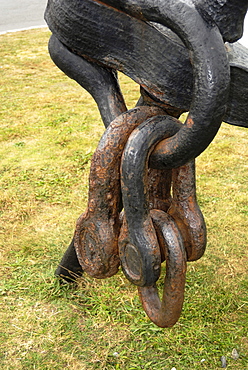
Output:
[
  {"xmin": 71, "ymin": 1, "xmax": 231, "ymax": 325},
  {"xmin": 73, "ymin": 106, "xmax": 207, "ymax": 327},
  {"xmin": 44, "ymin": 0, "xmax": 248, "ymax": 326},
  {"xmin": 75, "ymin": 0, "xmax": 232, "ymax": 326},
  {"xmin": 73, "ymin": 106, "xmax": 167, "ymax": 279},
  {"xmin": 119, "ymin": 115, "xmax": 206, "ymax": 327}
]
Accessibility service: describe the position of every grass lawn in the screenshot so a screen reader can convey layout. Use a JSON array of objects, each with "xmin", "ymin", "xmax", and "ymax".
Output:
[{"xmin": 0, "ymin": 28, "xmax": 247, "ymax": 370}]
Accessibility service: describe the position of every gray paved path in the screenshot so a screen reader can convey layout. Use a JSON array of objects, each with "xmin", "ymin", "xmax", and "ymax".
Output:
[{"xmin": 0, "ymin": 0, "xmax": 47, "ymax": 34}]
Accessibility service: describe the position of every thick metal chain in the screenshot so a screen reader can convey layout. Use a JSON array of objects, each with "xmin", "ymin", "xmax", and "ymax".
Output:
[
  {"xmin": 74, "ymin": 107, "xmax": 166, "ymax": 278},
  {"xmin": 73, "ymin": 106, "xmax": 206, "ymax": 326},
  {"xmin": 46, "ymin": 0, "xmax": 248, "ymax": 327},
  {"xmin": 118, "ymin": 112, "xmax": 206, "ymax": 327}
]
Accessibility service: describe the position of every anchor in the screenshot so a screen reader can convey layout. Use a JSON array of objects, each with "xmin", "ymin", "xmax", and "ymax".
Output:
[{"xmin": 45, "ymin": 0, "xmax": 248, "ymax": 327}]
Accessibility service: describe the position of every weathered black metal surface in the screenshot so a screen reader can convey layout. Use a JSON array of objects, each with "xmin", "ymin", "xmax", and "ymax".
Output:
[
  {"xmin": 46, "ymin": 0, "xmax": 248, "ymax": 327},
  {"xmin": 45, "ymin": 0, "xmax": 248, "ymax": 171},
  {"xmin": 45, "ymin": 0, "xmax": 194, "ymax": 108},
  {"xmin": 55, "ymin": 237, "xmax": 83, "ymax": 282},
  {"xmin": 47, "ymin": 18, "xmax": 248, "ymax": 129},
  {"xmin": 225, "ymin": 42, "xmax": 248, "ymax": 128},
  {"xmin": 48, "ymin": 34, "xmax": 127, "ymax": 128},
  {"xmin": 193, "ymin": 0, "xmax": 248, "ymax": 43}
]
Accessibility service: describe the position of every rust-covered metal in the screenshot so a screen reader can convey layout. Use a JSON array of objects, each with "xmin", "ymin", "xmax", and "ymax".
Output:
[
  {"xmin": 139, "ymin": 209, "xmax": 187, "ymax": 328},
  {"xmin": 74, "ymin": 106, "xmax": 166, "ymax": 278},
  {"xmin": 118, "ymin": 115, "xmax": 206, "ymax": 325},
  {"xmin": 169, "ymin": 161, "xmax": 207, "ymax": 261},
  {"xmin": 119, "ymin": 115, "xmax": 181, "ymax": 286},
  {"xmin": 45, "ymin": 0, "xmax": 248, "ymax": 327}
]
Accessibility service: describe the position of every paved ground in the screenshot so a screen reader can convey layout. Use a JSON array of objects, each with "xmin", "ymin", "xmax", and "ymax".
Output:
[
  {"xmin": 0, "ymin": 0, "xmax": 47, "ymax": 34},
  {"xmin": 0, "ymin": 0, "xmax": 248, "ymax": 47},
  {"xmin": 241, "ymin": 18, "xmax": 248, "ymax": 47}
]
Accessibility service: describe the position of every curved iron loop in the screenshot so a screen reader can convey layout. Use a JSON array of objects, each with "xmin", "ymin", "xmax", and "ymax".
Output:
[
  {"xmin": 48, "ymin": 35, "xmax": 127, "ymax": 128},
  {"xmin": 101, "ymin": 0, "xmax": 230, "ymax": 169},
  {"xmin": 119, "ymin": 115, "xmax": 182, "ymax": 286},
  {"xmin": 146, "ymin": 162, "xmax": 207, "ymax": 262},
  {"xmin": 46, "ymin": 1, "xmax": 248, "ymax": 129},
  {"xmin": 138, "ymin": 209, "xmax": 187, "ymax": 328},
  {"xmin": 74, "ymin": 106, "xmax": 166, "ymax": 278},
  {"xmin": 136, "ymin": 91, "xmax": 207, "ymax": 263},
  {"xmin": 169, "ymin": 161, "xmax": 207, "ymax": 261}
]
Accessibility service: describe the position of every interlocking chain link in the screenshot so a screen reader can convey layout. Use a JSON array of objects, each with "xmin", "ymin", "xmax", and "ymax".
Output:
[
  {"xmin": 74, "ymin": 106, "xmax": 206, "ymax": 326},
  {"xmin": 74, "ymin": 107, "xmax": 166, "ymax": 278},
  {"xmin": 46, "ymin": 0, "xmax": 248, "ymax": 327},
  {"xmin": 118, "ymin": 111, "xmax": 206, "ymax": 327}
]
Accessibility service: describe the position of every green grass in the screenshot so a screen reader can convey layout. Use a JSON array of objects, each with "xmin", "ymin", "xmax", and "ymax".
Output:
[{"xmin": 0, "ymin": 28, "xmax": 247, "ymax": 370}]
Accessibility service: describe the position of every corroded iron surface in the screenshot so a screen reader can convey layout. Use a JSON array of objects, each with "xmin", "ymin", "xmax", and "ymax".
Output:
[
  {"xmin": 139, "ymin": 209, "xmax": 187, "ymax": 328},
  {"xmin": 46, "ymin": 0, "xmax": 248, "ymax": 327},
  {"xmin": 74, "ymin": 107, "xmax": 166, "ymax": 279}
]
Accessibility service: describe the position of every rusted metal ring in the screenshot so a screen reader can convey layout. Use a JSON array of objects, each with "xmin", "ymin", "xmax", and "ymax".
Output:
[
  {"xmin": 146, "ymin": 160, "xmax": 207, "ymax": 263},
  {"xmin": 170, "ymin": 161, "xmax": 207, "ymax": 261},
  {"xmin": 119, "ymin": 115, "xmax": 181, "ymax": 286},
  {"xmin": 138, "ymin": 209, "xmax": 187, "ymax": 328},
  {"xmin": 74, "ymin": 106, "xmax": 166, "ymax": 278}
]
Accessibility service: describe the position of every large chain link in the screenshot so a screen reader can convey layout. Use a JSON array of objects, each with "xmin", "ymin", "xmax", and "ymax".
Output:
[
  {"xmin": 46, "ymin": 0, "xmax": 248, "ymax": 327},
  {"xmin": 74, "ymin": 106, "xmax": 206, "ymax": 327},
  {"xmin": 74, "ymin": 107, "xmax": 166, "ymax": 278}
]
